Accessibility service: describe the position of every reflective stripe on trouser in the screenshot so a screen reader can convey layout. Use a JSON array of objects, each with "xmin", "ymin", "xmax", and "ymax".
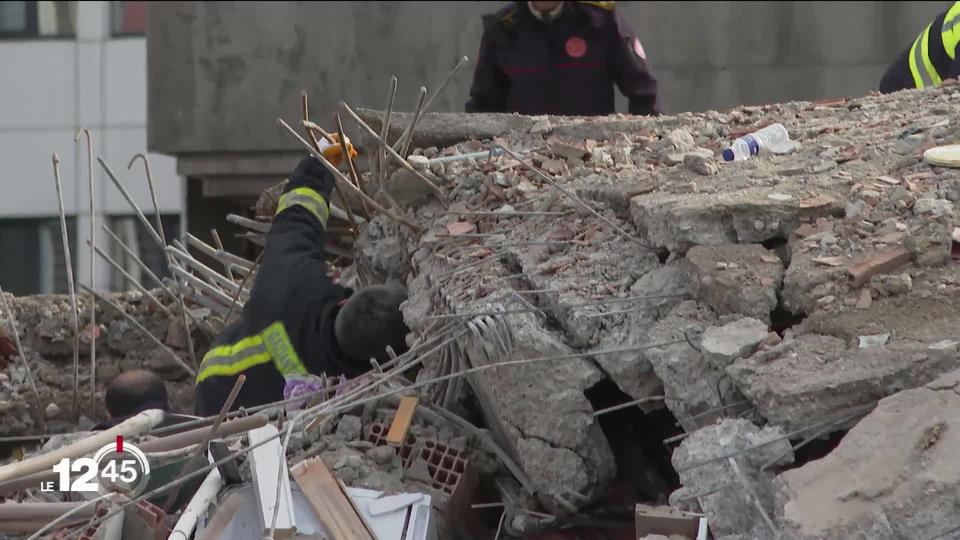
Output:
[
  {"xmin": 910, "ymin": 23, "xmax": 942, "ymax": 88},
  {"xmin": 943, "ymin": 1, "xmax": 960, "ymax": 60},
  {"xmin": 196, "ymin": 322, "xmax": 308, "ymax": 384},
  {"xmin": 276, "ymin": 187, "xmax": 330, "ymax": 228}
]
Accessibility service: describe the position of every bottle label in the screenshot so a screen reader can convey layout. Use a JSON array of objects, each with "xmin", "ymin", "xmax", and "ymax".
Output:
[{"xmin": 744, "ymin": 135, "xmax": 760, "ymax": 156}]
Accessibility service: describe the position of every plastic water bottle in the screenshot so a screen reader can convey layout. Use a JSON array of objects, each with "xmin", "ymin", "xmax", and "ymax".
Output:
[{"xmin": 722, "ymin": 123, "xmax": 792, "ymax": 162}]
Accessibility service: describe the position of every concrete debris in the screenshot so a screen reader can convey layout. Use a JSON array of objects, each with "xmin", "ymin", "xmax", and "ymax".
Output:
[
  {"xmin": 671, "ymin": 419, "xmax": 793, "ymax": 539},
  {"xmin": 701, "ymin": 317, "xmax": 769, "ymax": 368},
  {"xmin": 8, "ymin": 81, "xmax": 960, "ymax": 539},
  {"xmin": 776, "ymin": 369, "xmax": 960, "ymax": 540},
  {"xmin": 682, "ymin": 244, "xmax": 784, "ymax": 323}
]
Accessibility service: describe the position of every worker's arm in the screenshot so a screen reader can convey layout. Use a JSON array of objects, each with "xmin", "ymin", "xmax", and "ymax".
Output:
[
  {"xmin": 252, "ymin": 153, "xmax": 342, "ymax": 301},
  {"xmin": 610, "ymin": 10, "xmax": 660, "ymax": 116},
  {"xmin": 466, "ymin": 26, "xmax": 509, "ymax": 113}
]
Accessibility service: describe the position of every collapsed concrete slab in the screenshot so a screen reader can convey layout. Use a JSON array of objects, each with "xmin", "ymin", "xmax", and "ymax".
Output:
[
  {"xmin": 458, "ymin": 310, "xmax": 616, "ymax": 514},
  {"xmin": 630, "ymin": 188, "xmax": 844, "ymax": 254},
  {"xmin": 726, "ymin": 334, "xmax": 960, "ymax": 432},
  {"xmin": 775, "ymin": 369, "xmax": 960, "ymax": 540},
  {"xmin": 671, "ymin": 419, "xmax": 793, "ymax": 539},
  {"xmin": 643, "ymin": 301, "xmax": 743, "ymax": 431},
  {"xmin": 681, "ymin": 244, "xmax": 784, "ymax": 323}
]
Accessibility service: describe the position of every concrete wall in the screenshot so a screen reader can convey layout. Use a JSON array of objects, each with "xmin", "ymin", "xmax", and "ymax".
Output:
[
  {"xmin": 147, "ymin": 1, "xmax": 946, "ymax": 156},
  {"xmin": 1, "ymin": 1, "xmax": 182, "ymax": 292}
]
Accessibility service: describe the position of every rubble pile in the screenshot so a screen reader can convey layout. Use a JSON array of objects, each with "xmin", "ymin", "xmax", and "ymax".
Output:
[
  {"xmin": 0, "ymin": 292, "xmax": 205, "ymax": 436},
  {"xmin": 3, "ymin": 82, "xmax": 960, "ymax": 539},
  {"xmin": 349, "ymin": 82, "xmax": 960, "ymax": 538}
]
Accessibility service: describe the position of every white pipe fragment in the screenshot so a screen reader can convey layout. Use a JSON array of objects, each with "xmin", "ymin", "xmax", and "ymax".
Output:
[
  {"xmin": 169, "ymin": 467, "xmax": 223, "ymax": 540},
  {"xmin": 0, "ymin": 410, "xmax": 164, "ymax": 484}
]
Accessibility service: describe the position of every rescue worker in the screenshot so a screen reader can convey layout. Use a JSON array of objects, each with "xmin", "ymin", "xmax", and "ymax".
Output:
[
  {"xmin": 879, "ymin": 2, "xmax": 960, "ymax": 93},
  {"xmin": 94, "ymin": 370, "xmax": 171, "ymax": 430},
  {"xmin": 465, "ymin": 1, "xmax": 659, "ymax": 116},
  {"xmin": 194, "ymin": 136, "xmax": 410, "ymax": 416}
]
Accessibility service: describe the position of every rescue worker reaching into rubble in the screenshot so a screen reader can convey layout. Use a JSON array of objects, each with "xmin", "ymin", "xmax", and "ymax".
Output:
[
  {"xmin": 194, "ymin": 136, "xmax": 410, "ymax": 416},
  {"xmin": 879, "ymin": 1, "xmax": 960, "ymax": 93},
  {"xmin": 465, "ymin": 1, "xmax": 659, "ymax": 116}
]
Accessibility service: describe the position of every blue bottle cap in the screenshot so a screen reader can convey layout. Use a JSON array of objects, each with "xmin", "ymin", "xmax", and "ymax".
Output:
[{"xmin": 722, "ymin": 148, "xmax": 735, "ymax": 162}]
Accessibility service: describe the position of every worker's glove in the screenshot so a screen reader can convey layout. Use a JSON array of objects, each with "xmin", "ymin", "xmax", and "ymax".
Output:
[{"xmin": 317, "ymin": 133, "xmax": 358, "ymax": 168}]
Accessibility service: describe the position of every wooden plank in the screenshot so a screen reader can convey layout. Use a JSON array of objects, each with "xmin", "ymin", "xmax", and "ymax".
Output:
[
  {"xmin": 386, "ymin": 396, "xmax": 419, "ymax": 447},
  {"xmin": 291, "ymin": 458, "xmax": 376, "ymax": 540},
  {"xmin": 847, "ymin": 246, "xmax": 912, "ymax": 288},
  {"xmin": 247, "ymin": 425, "xmax": 296, "ymax": 538}
]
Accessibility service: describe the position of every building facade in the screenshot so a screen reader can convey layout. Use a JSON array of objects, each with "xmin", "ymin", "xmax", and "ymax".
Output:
[{"xmin": 0, "ymin": 0, "xmax": 182, "ymax": 295}]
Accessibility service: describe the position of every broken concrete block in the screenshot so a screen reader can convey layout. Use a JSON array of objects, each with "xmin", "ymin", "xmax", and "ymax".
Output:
[
  {"xmin": 549, "ymin": 141, "xmax": 591, "ymax": 161},
  {"xmin": 459, "ymin": 311, "xmax": 615, "ymax": 514},
  {"xmin": 386, "ymin": 168, "xmax": 438, "ymax": 207},
  {"xmin": 776, "ymin": 369, "xmax": 960, "ymax": 539},
  {"xmin": 672, "ymin": 419, "xmax": 793, "ymax": 538},
  {"xmin": 870, "ymin": 273, "xmax": 912, "ymax": 296},
  {"xmin": 590, "ymin": 263, "xmax": 688, "ymax": 407},
  {"xmin": 542, "ymin": 159, "xmax": 566, "ymax": 175},
  {"xmin": 354, "ymin": 109, "xmax": 535, "ymax": 150},
  {"xmin": 645, "ymin": 301, "xmax": 737, "ymax": 431},
  {"xmin": 681, "ymin": 244, "xmax": 784, "ymax": 323},
  {"xmin": 684, "ymin": 154, "xmax": 719, "ymax": 176},
  {"xmin": 336, "ymin": 415, "xmax": 363, "ymax": 441},
  {"xmin": 701, "ymin": 318, "xmax": 768, "ymax": 369},
  {"xmin": 665, "ymin": 129, "xmax": 696, "ymax": 152},
  {"xmin": 664, "ymin": 147, "xmax": 713, "ymax": 166},
  {"xmin": 727, "ymin": 333, "xmax": 960, "ymax": 432},
  {"xmin": 630, "ymin": 188, "xmax": 844, "ymax": 253},
  {"xmin": 913, "ymin": 197, "xmax": 954, "ymax": 218}
]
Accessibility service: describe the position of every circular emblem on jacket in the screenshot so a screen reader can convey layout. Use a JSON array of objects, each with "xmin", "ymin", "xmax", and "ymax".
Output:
[{"xmin": 565, "ymin": 36, "xmax": 587, "ymax": 58}]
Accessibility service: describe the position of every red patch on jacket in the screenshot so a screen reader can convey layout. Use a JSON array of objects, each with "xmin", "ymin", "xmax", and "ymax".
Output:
[{"xmin": 565, "ymin": 36, "xmax": 587, "ymax": 58}]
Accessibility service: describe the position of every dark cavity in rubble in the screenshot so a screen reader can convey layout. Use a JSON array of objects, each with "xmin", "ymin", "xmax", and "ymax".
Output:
[
  {"xmin": 760, "ymin": 236, "xmax": 790, "ymax": 265},
  {"xmin": 769, "ymin": 301, "xmax": 806, "ymax": 337},
  {"xmin": 585, "ymin": 379, "xmax": 681, "ymax": 502},
  {"xmin": 655, "ymin": 247, "xmax": 671, "ymax": 264},
  {"xmin": 787, "ymin": 429, "xmax": 849, "ymax": 471}
]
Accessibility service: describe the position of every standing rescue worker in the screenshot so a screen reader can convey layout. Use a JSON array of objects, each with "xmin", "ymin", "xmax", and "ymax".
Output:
[
  {"xmin": 466, "ymin": 1, "xmax": 659, "ymax": 116},
  {"xmin": 194, "ymin": 136, "xmax": 410, "ymax": 416},
  {"xmin": 879, "ymin": 2, "xmax": 960, "ymax": 93}
]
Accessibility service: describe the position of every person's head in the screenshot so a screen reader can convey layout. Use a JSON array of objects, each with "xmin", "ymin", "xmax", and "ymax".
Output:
[
  {"xmin": 529, "ymin": 1, "xmax": 563, "ymax": 15},
  {"xmin": 104, "ymin": 370, "xmax": 170, "ymax": 419},
  {"xmin": 334, "ymin": 284, "xmax": 410, "ymax": 364}
]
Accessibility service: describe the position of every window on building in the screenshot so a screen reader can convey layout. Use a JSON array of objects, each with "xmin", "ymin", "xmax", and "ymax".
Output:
[
  {"xmin": 106, "ymin": 215, "xmax": 180, "ymax": 292},
  {"xmin": 0, "ymin": 1, "xmax": 75, "ymax": 39},
  {"xmin": 111, "ymin": 1, "xmax": 146, "ymax": 36},
  {"xmin": 0, "ymin": 218, "xmax": 77, "ymax": 295}
]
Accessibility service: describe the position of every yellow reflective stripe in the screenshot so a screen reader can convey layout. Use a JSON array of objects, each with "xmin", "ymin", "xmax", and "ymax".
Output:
[
  {"xmin": 196, "ymin": 322, "xmax": 307, "ymax": 384},
  {"xmin": 196, "ymin": 351, "xmax": 273, "ymax": 383},
  {"xmin": 204, "ymin": 334, "xmax": 264, "ymax": 359},
  {"xmin": 276, "ymin": 187, "xmax": 329, "ymax": 228},
  {"xmin": 910, "ymin": 33, "xmax": 931, "ymax": 88},
  {"xmin": 942, "ymin": 2, "xmax": 960, "ymax": 59},
  {"xmin": 921, "ymin": 24, "xmax": 943, "ymax": 86},
  {"xmin": 261, "ymin": 321, "xmax": 308, "ymax": 377}
]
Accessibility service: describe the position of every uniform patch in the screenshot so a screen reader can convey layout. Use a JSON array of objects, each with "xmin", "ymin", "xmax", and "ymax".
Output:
[
  {"xmin": 633, "ymin": 38, "xmax": 646, "ymax": 59},
  {"xmin": 566, "ymin": 36, "xmax": 588, "ymax": 58}
]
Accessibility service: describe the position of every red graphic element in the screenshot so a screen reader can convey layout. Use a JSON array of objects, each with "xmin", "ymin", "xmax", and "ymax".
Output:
[
  {"xmin": 565, "ymin": 36, "xmax": 587, "ymax": 58},
  {"xmin": 116, "ymin": 435, "xmax": 123, "ymax": 453},
  {"xmin": 633, "ymin": 37, "xmax": 646, "ymax": 59}
]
